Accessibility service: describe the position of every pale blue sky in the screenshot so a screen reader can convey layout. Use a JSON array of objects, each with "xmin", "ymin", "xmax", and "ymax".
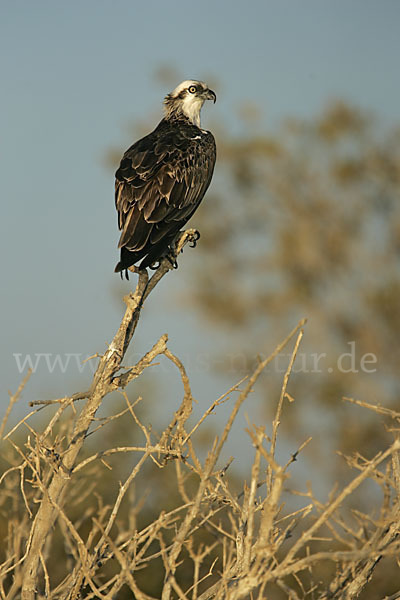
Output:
[{"xmin": 1, "ymin": 1, "xmax": 400, "ymax": 442}]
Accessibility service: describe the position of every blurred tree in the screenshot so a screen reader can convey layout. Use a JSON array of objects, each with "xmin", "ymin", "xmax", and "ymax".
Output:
[
  {"xmin": 106, "ymin": 78, "xmax": 400, "ymax": 483},
  {"xmin": 187, "ymin": 98, "xmax": 400, "ymax": 481}
]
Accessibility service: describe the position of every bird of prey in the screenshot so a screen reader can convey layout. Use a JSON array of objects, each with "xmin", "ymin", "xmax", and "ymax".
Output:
[{"xmin": 114, "ymin": 80, "xmax": 217, "ymax": 276}]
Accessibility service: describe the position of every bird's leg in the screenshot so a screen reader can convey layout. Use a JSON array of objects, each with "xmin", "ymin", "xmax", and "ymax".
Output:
[
  {"xmin": 164, "ymin": 253, "xmax": 178, "ymax": 269},
  {"xmin": 171, "ymin": 228, "xmax": 200, "ymax": 260},
  {"xmin": 148, "ymin": 229, "xmax": 202, "ymax": 271},
  {"xmin": 187, "ymin": 229, "xmax": 200, "ymax": 249},
  {"xmin": 126, "ymin": 265, "xmax": 144, "ymax": 278}
]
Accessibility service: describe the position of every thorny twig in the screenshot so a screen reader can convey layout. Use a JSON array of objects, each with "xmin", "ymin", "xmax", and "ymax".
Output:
[{"xmin": 1, "ymin": 235, "xmax": 400, "ymax": 598}]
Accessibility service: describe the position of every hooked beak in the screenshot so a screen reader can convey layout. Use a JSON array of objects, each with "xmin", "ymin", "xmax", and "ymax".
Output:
[{"xmin": 205, "ymin": 88, "xmax": 216, "ymax": 103}]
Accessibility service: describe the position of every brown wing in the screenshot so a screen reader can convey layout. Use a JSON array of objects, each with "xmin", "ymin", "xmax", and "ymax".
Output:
[{"xmin": 115, "ymin": 119, "xmax": 216, "ymax": 265}]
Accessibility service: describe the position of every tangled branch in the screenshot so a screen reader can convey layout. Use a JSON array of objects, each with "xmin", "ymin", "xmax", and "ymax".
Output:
[{"xmin": 1, "ymin": 228, "xmax": 400, "ymax": 599}]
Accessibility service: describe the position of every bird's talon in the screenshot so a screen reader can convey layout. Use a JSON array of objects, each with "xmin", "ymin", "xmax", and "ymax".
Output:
[
  {"xmin": 165, "ymin": 254, "xmax": 178, "ymax": 269},
  {"xmin": 188, "ymin": 230, "xmax": 200, "ymax": 248}
]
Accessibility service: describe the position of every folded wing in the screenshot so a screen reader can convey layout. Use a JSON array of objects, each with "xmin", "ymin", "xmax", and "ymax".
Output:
[{"xmin": 115, "ymin": 120, "xmax": 216, "ymax": 270}]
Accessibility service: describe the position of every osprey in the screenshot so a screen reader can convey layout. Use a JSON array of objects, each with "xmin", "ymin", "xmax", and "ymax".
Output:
[{"xmin": 115, "ymin": 80, "xmax": 217, "ymax": 275}]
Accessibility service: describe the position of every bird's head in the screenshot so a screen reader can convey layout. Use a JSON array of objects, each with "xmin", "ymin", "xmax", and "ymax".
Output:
[{"xmin": 163, "ymin": 80, "xmax": 216, "ymax": 127}]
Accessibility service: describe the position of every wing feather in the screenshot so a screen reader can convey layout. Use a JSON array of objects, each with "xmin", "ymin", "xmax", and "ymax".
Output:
[{"xmin": 115, "ymin": 118, "xmax": 216, "ymax": 269}]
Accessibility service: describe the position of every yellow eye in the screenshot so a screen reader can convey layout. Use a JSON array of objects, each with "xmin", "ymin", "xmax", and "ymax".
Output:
[{"xmin": 188, "ymin": 85, "xmax": 197, "ymax": 94}]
